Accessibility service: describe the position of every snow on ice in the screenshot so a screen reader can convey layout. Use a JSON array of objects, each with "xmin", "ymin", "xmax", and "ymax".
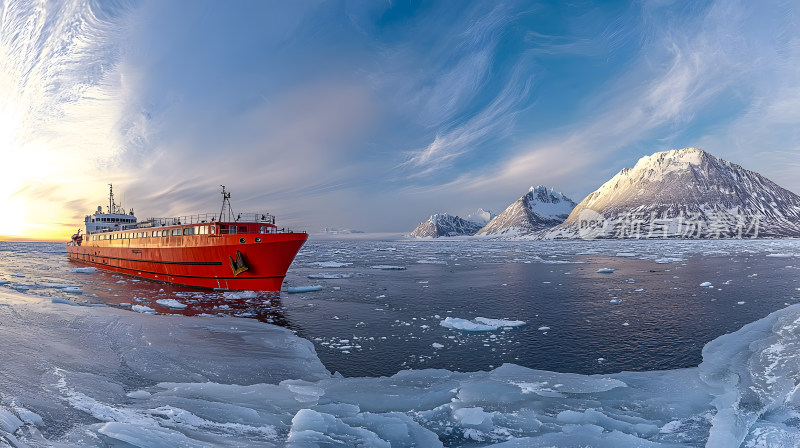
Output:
[{"xmin": 70, "ymin": 267, "xmax": 98, "ymax": 273}]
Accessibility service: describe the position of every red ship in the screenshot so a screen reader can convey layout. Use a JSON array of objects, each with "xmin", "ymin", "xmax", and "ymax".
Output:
[{"xmin": 66, "ymin": 185, "xmax": 307, "ymax": 291}]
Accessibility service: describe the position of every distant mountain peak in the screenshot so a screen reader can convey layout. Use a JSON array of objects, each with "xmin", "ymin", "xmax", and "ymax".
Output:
[
  {"xmin": 411, "ymin": 213, "xmax": 483, "ymax": 238},
  {"xmin": 477, "ymin": 186, "xmax": 576, "ymax": 236},
  {"xmin": 548, "ymin": 147, "xmax": 800, "ymax": 239}
]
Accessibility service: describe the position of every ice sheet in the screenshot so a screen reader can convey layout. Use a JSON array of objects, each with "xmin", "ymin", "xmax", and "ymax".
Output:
[{"xmin": 4, "ymin": 282, "xmax": 800, "ymax": 446}]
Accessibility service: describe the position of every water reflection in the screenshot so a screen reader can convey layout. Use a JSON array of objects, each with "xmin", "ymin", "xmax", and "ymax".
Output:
[{"xmin": 74, "ymin": 266, "xmax": 293, "ymax": 326}]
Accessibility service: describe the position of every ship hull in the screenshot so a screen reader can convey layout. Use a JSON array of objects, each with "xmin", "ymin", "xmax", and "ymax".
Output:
[{"xmin": 66, "ymin": 232, "xmax": 308, "ymax": 291}]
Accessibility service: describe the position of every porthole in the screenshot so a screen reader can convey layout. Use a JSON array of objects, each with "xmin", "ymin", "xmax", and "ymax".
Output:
[
  {"xmin": 255, "ymin": 237, "xmax": 261, "ymax": 243},
  {"xmin": 239, "ymin": 238, "xmax": 246, "ymax": 243}
]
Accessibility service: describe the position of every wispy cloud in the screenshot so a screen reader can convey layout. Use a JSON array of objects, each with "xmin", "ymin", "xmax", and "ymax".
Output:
[
  {"xmin": 391, "ymin": 4, "xmax": 535, "ymax": 177},
  {"xmin": 401, "ymin": 66, "xmax": 532, "ymax": 177}
]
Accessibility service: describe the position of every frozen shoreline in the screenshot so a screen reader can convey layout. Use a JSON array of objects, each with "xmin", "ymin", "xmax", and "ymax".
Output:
[{"xmin": 2, "ymin": 288, "xmax": 800, "ymax": 446}]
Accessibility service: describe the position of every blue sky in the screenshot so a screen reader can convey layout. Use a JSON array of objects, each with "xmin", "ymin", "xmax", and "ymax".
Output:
[{"xmin": 2, "ymin": 0, "xmax": 799, "ymax": 238}]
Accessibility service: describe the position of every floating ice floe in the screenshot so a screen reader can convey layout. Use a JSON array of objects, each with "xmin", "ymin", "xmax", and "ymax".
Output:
[
  {"xmin": 440, "ymin": 318, "xmax": 495, "ymax": 332},
  {"xmin": 288, "ymin": 285, "xmax": 323, "ymax": 294},
  {"xmin": 131, "ymin": 305, "xmax": 156, "ymax": 314},
  {"xmin": 70, "ymin": 267, "xmax": 97, "ymax": 273},
  {"xmin": 699, "ymin": 282, "xmax": 713, "ymax": 287},
  {"xmin": 416, "ymin": 259, "xmax": 447, "ymax": 265},
  {"xmin": 615, "ymin": 252, "xmax": 636, "ymax": 257},
  {"xmin": 440, "ymin": 317, "xmax": 526, "ymax": 332},
  {"xmin": 609, "ymin": 299, "xmax": 623, "ymax": 304},
  {"xmin": 370, "ymin": 265, "xmax": 406, "ymax": 270},
  {"xmin": 0, "ymin": 279, "xmax": 10, "ymax": 285},
  {"xmin": 432, "ymin": 342, "xmax": 444, "ymax": 349},
  {"xmin": 307, "ymin": 273, "xmax": 352, "ymax": 279},
  {"xmin": 538, "ymin": 326, "xmax": 551, "ymax": 331},
  {"xmin": 766, "ymin": 253, "xmax": 796, "ymax": 258},
  {"xmin": 223, "ymin": 291, "xmax": 259, "ymax": 300},
  {"xmin": 596, "ymin": 268, "xmax": 615, "ymax": 274},
  {"xmin": 474, "ymin": 317, "xmax": 526, "ymax": 328},
  {"xmin": 63, "ymin": 287, "xmax": 82, "ymax": 294},
  {"xmin": 156, "ymin": 299, "xmax": 187, "ymax": 310},
  {"xmin": 311, "ymin": 261, "xmax": 352, "ymax": 268},
  {"xmin": 655, "ymin": 257, "xmax": 685, "ymax": 264}
]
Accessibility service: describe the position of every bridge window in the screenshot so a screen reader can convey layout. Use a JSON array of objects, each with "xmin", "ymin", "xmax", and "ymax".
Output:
[
  {"xmin": 183, "ymin": 227, "xmax": 194, "ymax": 235},
  {"xmin": 171, "ymin": 228, "xmax": 182, "ymax": 236}
]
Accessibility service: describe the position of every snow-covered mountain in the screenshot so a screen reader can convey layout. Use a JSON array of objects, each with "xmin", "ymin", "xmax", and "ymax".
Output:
[
  {"xmin": 411, "ymin": 213, "xmax": 483, "ymax": 238},
  {"xmin": 477, "ymin": 186, "xmax": 577, "ymax": 236},
  {"xmin": 547, "ymin": 147, "xmax": 800, "ymax": 239}
]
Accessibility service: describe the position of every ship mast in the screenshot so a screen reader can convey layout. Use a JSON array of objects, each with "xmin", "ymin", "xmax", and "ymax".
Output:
[
  {"xmin": 108, "ymin": 184, "xmax": 115, "ymax": 214},
  {"xmin": 219, "ymin": 185, "xmax": 234, "ymax": 222}
]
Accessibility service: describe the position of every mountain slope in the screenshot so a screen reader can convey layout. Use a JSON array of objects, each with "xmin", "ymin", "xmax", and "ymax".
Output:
[
  {"xmin": 547, "ymin": 147, "xmax": 800, "ymax": 239},
  {"xmin": 477, "ymin": 186, "xmax": 577, "ymax": 236},
  {"xmin": 411, "ymin": 213, "xmax": 483, "ymax": 238}
]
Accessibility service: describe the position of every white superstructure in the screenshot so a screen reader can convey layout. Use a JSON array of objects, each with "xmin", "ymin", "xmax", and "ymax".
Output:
[{"xmin": 83, "ymin": 185, "xmax": 137, "ymax": 235}]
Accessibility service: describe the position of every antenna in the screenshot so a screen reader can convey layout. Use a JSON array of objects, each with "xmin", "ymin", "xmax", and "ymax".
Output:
[
  {"xmin": 219, "ymin": 185, "xmax": 234, "ymax": 222},
  {"xmin": 108, "ymin": 184, "xmax": 114, "ymax": 214}
]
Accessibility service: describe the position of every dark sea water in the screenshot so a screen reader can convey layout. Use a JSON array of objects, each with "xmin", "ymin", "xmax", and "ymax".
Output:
[{"xmin": 1, "ymin": 239, "xmax": 798, "ymax": 378}]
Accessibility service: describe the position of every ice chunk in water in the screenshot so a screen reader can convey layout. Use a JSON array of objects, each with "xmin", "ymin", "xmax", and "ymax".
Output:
[
  {"xmin": 655, "ymin": 257, "xmax": 685, "ymax": 264},
  {"xmin": 440, "ymin": 317, "xmax": 525, "ymax": 332},
  {"xmin": 71, "ymin": 267, "xmax": 98, "ymax": 273},
  {"xmin": 371, "ymin": 265, "xmax": 407, "ymax": 270},
  {"xmin": 287, "ymin": 285, "xmax": 323, "ymax": 294},
  {"xmin": 131, "ymin": 305, "xmax": 156, "ymax": 313},
  {"xmin": 307, "ymin": 273, "xmax": 352, "ymax": 279},
  {"xmin": 156, "ymin": 299, "xmax": 187, "ymax": 310},
  {"xmin": 474, "ymin": 317, "xmax": 526, "ymax": 328},
  {"xmin": 312, "ymin": 261, "xmax": 352, "ymax": 268},
  {"xmin": 699, "ymin": 282, "xmax": 713, "ymax": 287},
  {"xmin": 440, "ymin": 318, "xmax": 496, "ymax": 332},
  {"xmin": 596, "ymin": 268, "xmax": 615, "ymax": 274},
  {"xmin": 223, "ymin": 291, "xmax": 259, "ymax": 300}
]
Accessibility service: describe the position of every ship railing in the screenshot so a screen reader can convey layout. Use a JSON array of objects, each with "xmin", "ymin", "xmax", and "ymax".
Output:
[
  {"xmin": 137, "ymin": 213, "xmax": 276, "ymax": 228},
  {"xmin": 217, "ymin": 226, "xmax": 304, "ymax": 235}
]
